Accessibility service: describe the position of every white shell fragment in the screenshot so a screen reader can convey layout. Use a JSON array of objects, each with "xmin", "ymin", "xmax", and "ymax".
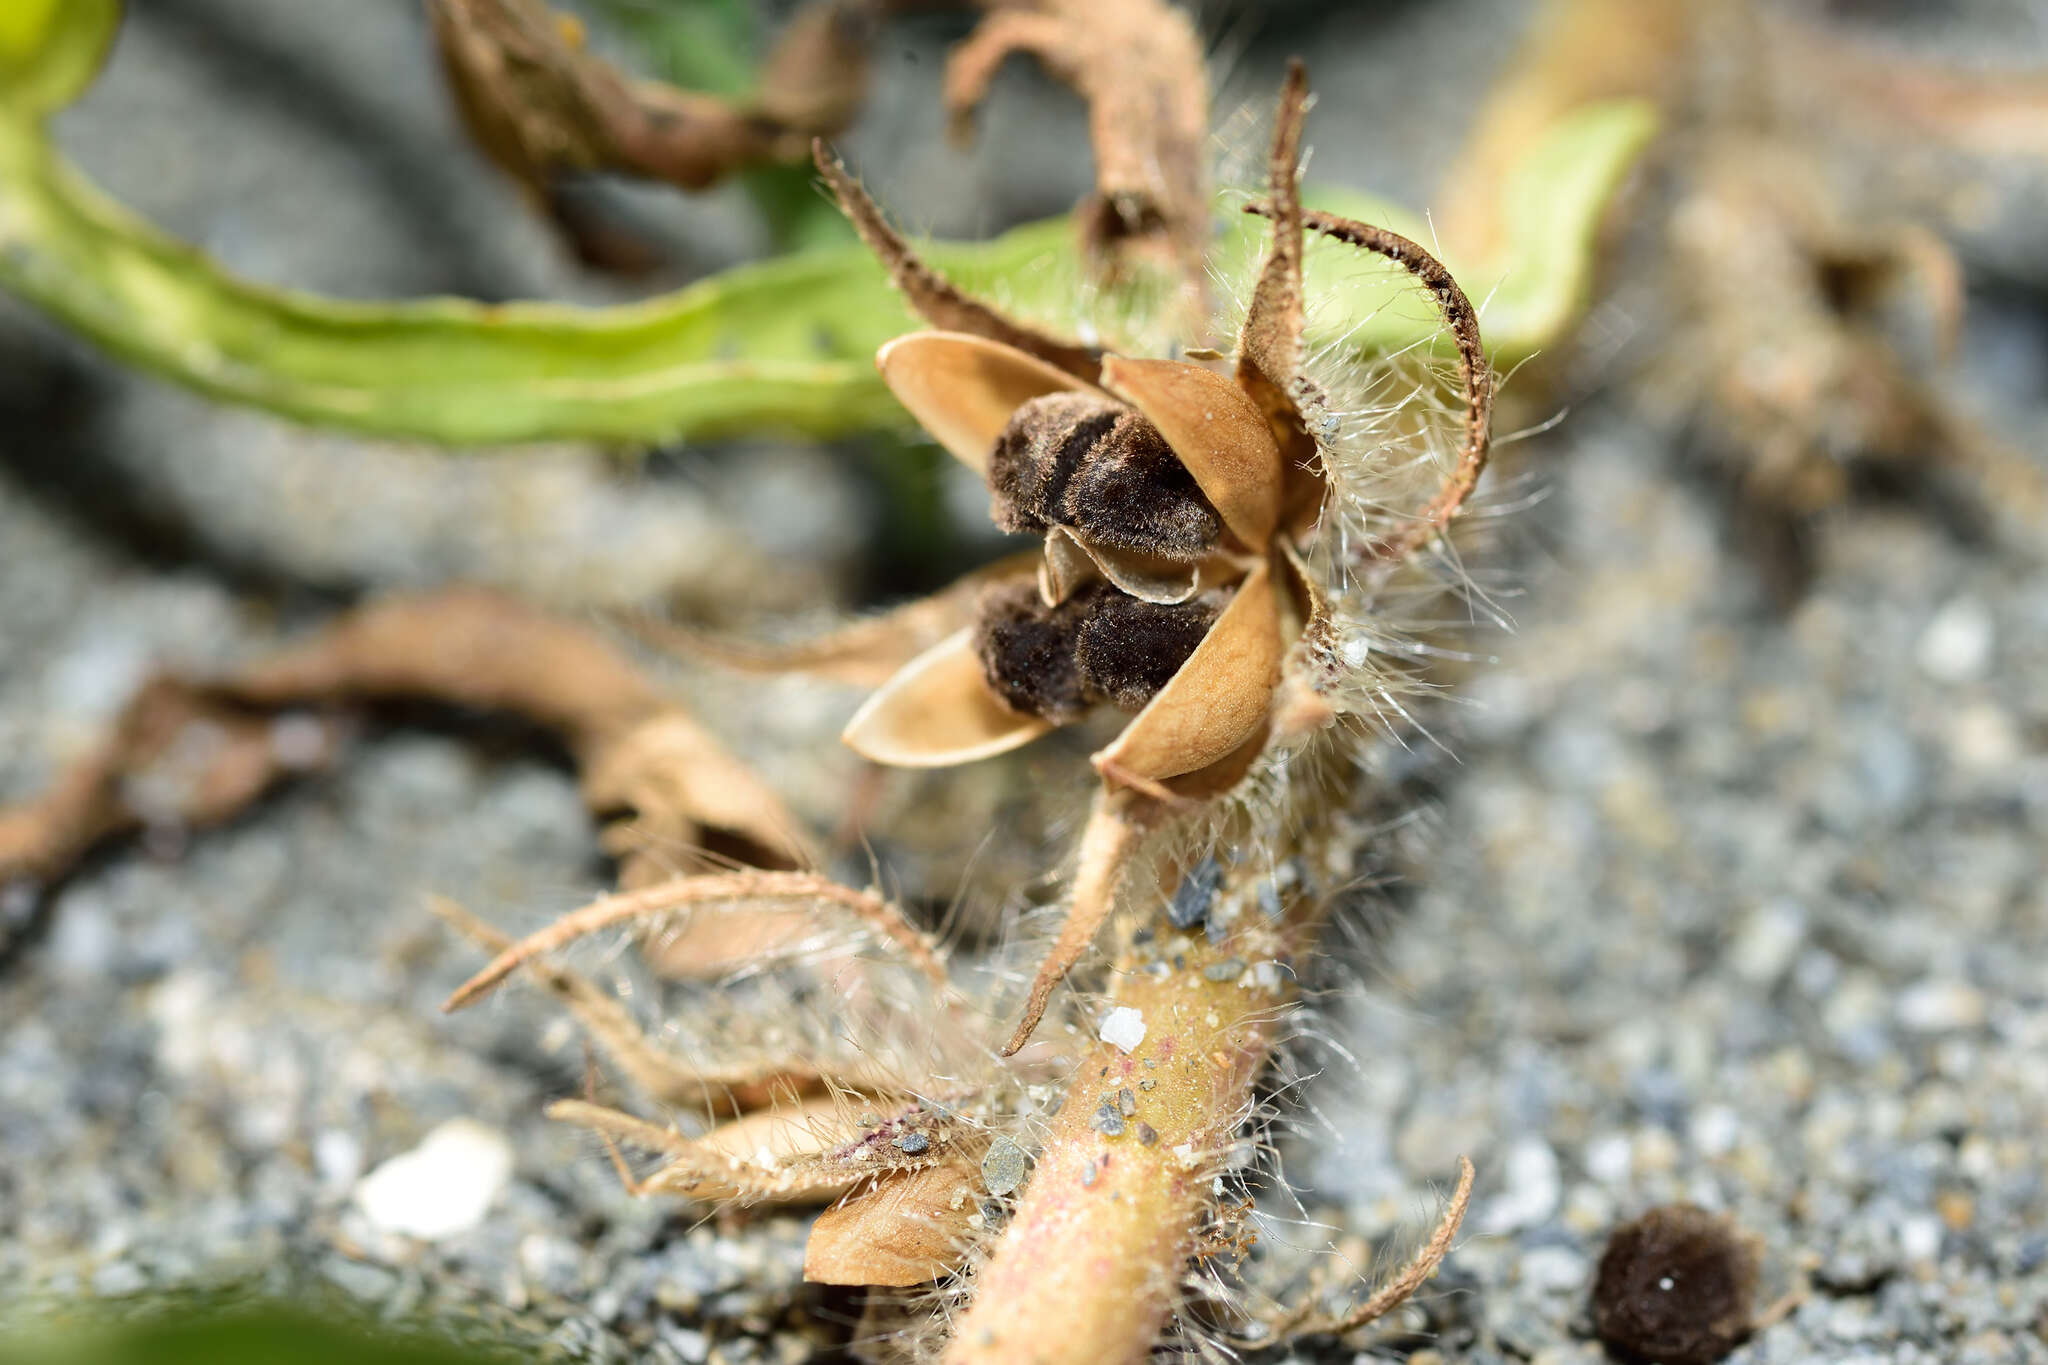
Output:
[
  {"xmin": 1098, "ymin": 1006, "xmax": 1147, "ymax": 1053},
  {"xmin": 353, "ymin": 1118, "xmax": 514, "ymax": 1241}
]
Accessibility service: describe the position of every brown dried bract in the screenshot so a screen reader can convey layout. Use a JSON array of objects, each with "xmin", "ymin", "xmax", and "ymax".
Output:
[
  {"xmin": 1, "ymin": 589, "xmax": 810, "ymax": 912},
  {"xmin": 429, "ymin": 0, "xmax": 872, "ymax": 205},
  {"xmin": 945, "ymin": 0, "xmax": 1210, "ymax": 298}
]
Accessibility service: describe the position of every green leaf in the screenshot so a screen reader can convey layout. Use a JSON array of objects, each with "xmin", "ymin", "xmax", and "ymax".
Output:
[
  {"xmin": 6, "ymin": 1302, "xmax": 526, "ymax": 1365},
  {"xmin": 0, "ymin": 0, "xmax": 1656, "ymax": 448},
  {"xmin": 0, "ymin": 0, "xmax": 120, "ymax": 116}
]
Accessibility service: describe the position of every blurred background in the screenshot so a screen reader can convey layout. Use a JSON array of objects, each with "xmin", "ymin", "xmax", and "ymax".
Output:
[{"xmin": 2, "ymin": 1, "xmax": 2045, "ymax": 1361}]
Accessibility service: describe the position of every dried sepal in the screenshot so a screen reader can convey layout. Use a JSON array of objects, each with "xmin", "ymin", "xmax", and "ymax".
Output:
[
  {"xmin": 1234, "ymin": 60, "xmax": 1312, "ymax": 449},
  {"xmin": 1258, "ymin": 1155, "xmax": 1476, "ymax": 1342},
  {"xmin": 1272, "ymin": 207, "xmax": 1497, "ymax": 564},
  {"xmin": 840, "ymin": 628, "xmax": 1055, "ymax": 767},
  {"xmin": 1037, "ymin": 527, "xmax": 1100, "ymax": 606},
  {"xmin": 875, "ymin": 332, "xmax": 1096, "ymax": 473},
  {"xmin": 429, "ymin": 895, "xmax": 828, "ymax": 1111},
  {"xmin": 441, "ymin": 869, "xmax": 948, "ymax": 1012},
  {"xmin": 1100, "ymin": 356, "xmax": 1283, "ymax": 551},
  {"xmin": 1090, "ymin": 562, "xmax": 1283, "ymax": 784},
  {"xmin": 804, "ymin": 1159, "xmax": 982, "ymax": 1286},
  {"xmin": 814, "ymin": 144, "xmax": 1103, "ymax": 383},
  {"xmin": 1047, "ymin": 527, "xmax": 1203, "ymax": 606},
  {"xmin": 1000, "ymin": 789, "xmax": 1155, "ymax": 1056}
]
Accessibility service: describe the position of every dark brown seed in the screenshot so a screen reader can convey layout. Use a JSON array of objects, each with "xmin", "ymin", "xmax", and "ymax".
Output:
[
  {"xmin": 1592, "ymin": 1204, "xmax": 1760, "ymax": 1365},
  {"xmin": 972, "ymin": 582, "xmax": 1220, "ymax": 721},
  {"xmin": 988, "ymin": 392, "xmax": 1222, "ymax": 559},
  {"xmin": 1073, "ymin": 590, "xmax": 1221, "ymax": 710},
  {"xmin": 972, "ymin": 580, "xmax": 1091, "ymax": 722}
]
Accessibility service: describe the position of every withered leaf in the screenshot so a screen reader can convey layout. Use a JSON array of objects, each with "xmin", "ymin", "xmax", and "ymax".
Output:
[
  {"xmin": 429, "ymin": 0, "xmax": 869, "ymax": 200},
  {"xmin": 945, "ymin": 0, "xmax": 1210, "ymax": 298}
]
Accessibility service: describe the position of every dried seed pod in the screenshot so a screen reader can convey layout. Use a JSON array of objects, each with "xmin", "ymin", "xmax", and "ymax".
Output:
[
  {"xmin": 989, "ymin": 392, "xmax": 1224, "ymax": 560},
  {"xmin": 1592, "ymin": 1204, "xmax": 1761, "ymax": 1365}
]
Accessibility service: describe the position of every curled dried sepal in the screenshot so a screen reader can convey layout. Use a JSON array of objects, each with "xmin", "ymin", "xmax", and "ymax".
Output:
[
  {"xmin": 814, "ymin": 144, "xmax": 1103, "ymax": 383},
  {"xmin": 1091, "ymin": 562, "xmax": 1283, "ymax": 783},
  {"xmin": 429, "ymin": 895, "xmax": 827, "ymax": 1111},
  {"xmin": 840, "ymin": 628, "xmax": 1054, "ymax": 767},
  {"xmin": 1258, "ymin": 1155, "xmax": 1476, "ymax": 1342},
  {"xmin": 1100, "ymin": 356, "xmax": 1283, "ymax": 550},
  {"xmin": 441, "ymin": 869, "xmax": 947, "ymax": 1012},
  {"xmin": 805, "ymin": 1160, "xmax": 981, "ymax": 1286},
  {"xmin": 1235, "ymin": 60, "xmax": 1311, "ymax": 453},
  {"xmin": 1000, "ymin": 790, "xmax": 1154, "ymax": 1056},
  {"xmin": 1043, "ymin": 527, "xmax": 1206, "ymax": 606},
  {"xmin": 1258, "ymin": 207, "xmax": 1496, "ymax": 563},
  {"xmin": 875, "ymin": 332, "xmax": 1096, "ymax": 473}
]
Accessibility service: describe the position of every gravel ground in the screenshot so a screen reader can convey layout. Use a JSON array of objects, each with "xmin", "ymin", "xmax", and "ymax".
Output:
[{"xmin": 3, "ymin": 2, "xmax": 2046, "ymax": 1363}]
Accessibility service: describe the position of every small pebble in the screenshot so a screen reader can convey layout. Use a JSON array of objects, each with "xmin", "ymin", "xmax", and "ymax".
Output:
[
  {"xmin": 1117, "ymin": 1088, "xmax": 1136, "ymax": 1117},
  {"xmin": 353, "ymin": 1119, "xmax": 514, "ymax": 1241},
  {"xmin": 1099, "ymin": 1007, "xmax": 1146, "ymax": 1053},
  {"xmin": 1135, "ymin": 1122, "xmax": 1157, "ymax": 1146},
  {"xmin": 980, "ymin": 1137, "xmax": 1028, "ymax": 1196},
  {"xmin": 1092, "ymin": 1103, "xmax": 1126, "ymax": 1137},
  {"xmin": 1168, "ymin": 857, "xmax": 1222, "ymax": 930},
  {"xmin": 894, "ymin": 1132, "xmax": 931, "ymax": 1155}
]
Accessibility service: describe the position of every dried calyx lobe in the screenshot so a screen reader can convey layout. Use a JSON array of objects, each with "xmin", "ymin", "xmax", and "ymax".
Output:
[
  {"xmin": 988, "ymin": 392, "xmax": 1223, "ymax": 558},
  {"xmin": 975, "ymin": 581, "xmax": 1218, "ymax": 723}
]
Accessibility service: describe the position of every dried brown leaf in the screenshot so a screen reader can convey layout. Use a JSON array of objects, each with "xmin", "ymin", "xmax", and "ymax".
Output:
[
  {"xmin": 945, "ymin": 0, "xmax": 1210, "ymax": 297},
  {"xmin": 428, "ymin": 0, "xmax": 870, "ymax": 202}
]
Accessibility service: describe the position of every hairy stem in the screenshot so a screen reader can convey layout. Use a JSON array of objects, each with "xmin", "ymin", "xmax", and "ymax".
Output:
[{"xmin": 947, "ymin": 802, "xmax": 1330, "ymax": 1365}]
